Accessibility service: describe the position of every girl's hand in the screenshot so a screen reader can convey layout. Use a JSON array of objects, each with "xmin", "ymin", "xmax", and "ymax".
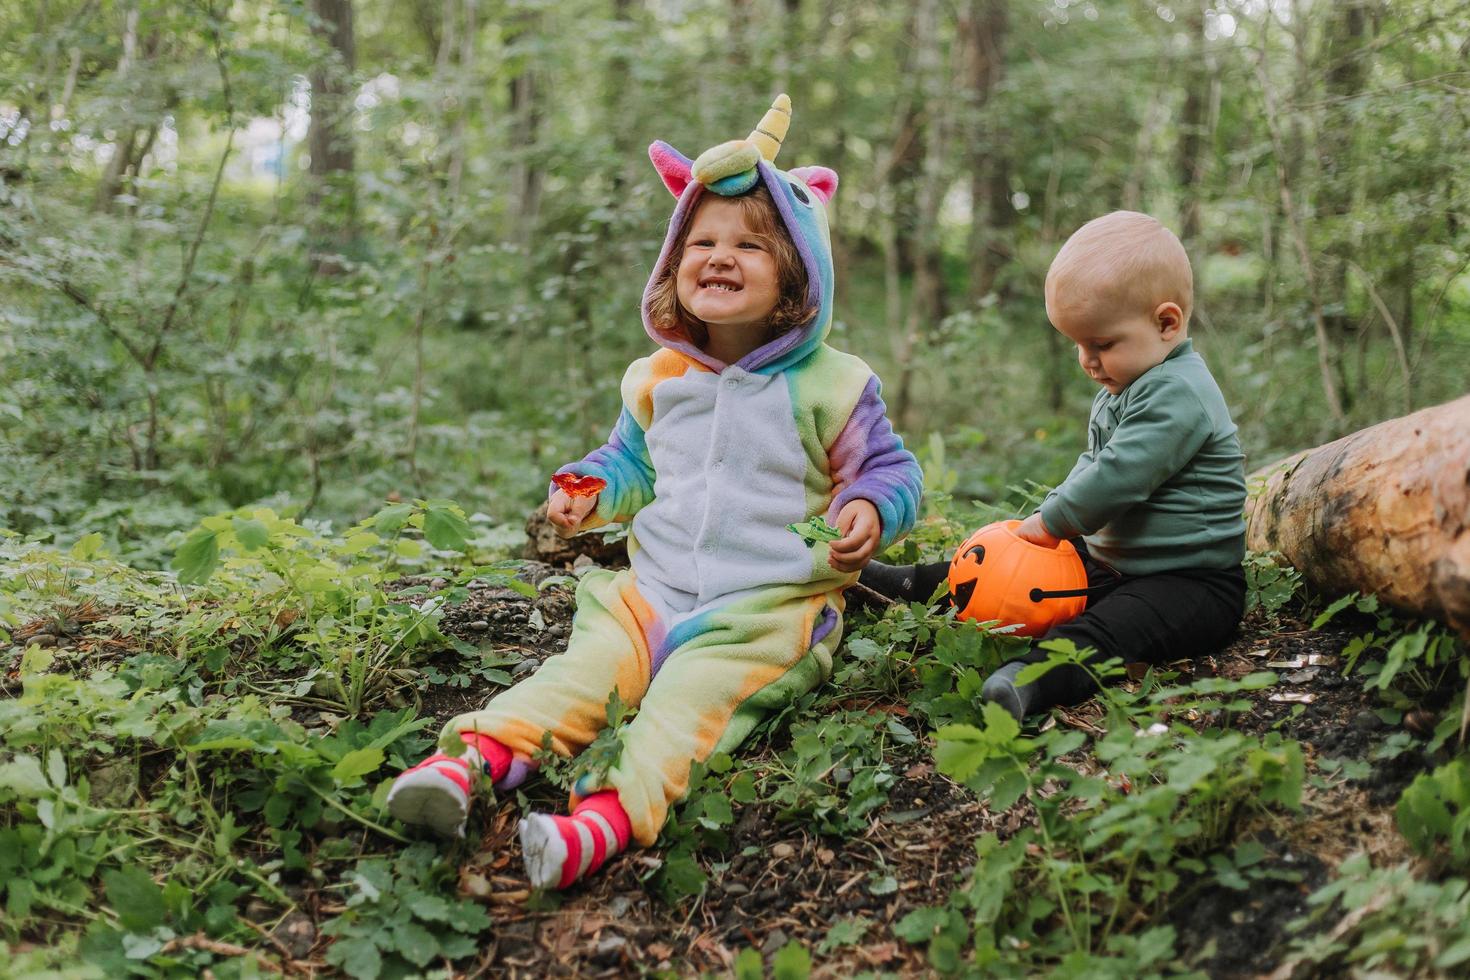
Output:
[
  {"xmin": 828, "ymin": 499, "xmax": 882, "ymax": 573},
  {"xmin": 1015, "ymin": 512, "xmax": 1062, "ymax": 548},
  {"xmin": 548, "ymin": 490, "xmax": 598, "ymax": 538}
]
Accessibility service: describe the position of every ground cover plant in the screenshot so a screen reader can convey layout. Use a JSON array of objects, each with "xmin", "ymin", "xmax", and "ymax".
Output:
[{"xmin": 3, "ymin": 485, "xmax": 1469, "ymax": 977}]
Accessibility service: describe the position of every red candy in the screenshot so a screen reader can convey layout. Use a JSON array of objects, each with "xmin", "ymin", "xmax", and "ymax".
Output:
[{"xmin": 552, "ymin": 473, "xmax": 607, "ymax": 499}]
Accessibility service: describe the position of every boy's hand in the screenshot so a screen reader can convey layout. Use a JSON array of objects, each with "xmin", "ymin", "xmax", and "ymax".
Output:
[
  {"xmin": 828, "ymin": 500, "xmax": 881, "ymax": 573},
  {"xmin": 1015, "ymin": 512, "xmax": 1062, "ymax": 548},
  {"xmin": 547, "ymin": 490, "xmax": 598, "ymax": 538}
]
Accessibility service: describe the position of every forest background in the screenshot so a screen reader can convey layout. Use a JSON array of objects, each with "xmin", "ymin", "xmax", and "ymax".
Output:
[
  {"xmin": 4, "ymin": 0, "xmax": 1470, "ymax": 976},
  {"xmin": 3, "ymin": 0, "xmax": 1467, "ymax": 562}
]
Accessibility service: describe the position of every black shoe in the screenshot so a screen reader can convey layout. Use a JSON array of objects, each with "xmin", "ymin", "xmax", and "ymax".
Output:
[
  {"xmin": 857, "ymin": 562, "xmax": 919, "ymax": 600},
  {"xmin": 858, "ymin": 561, "xmax": 951, "ymax": 604},
  {"xmin": 980, "ymin": 662, "xmax": 1040, "ymax": 723}
]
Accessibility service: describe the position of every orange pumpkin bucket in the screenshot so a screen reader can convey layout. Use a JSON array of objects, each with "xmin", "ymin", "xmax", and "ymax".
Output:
[{"xmin": 948, "ymin": 519, "xmax": 1089, "ymax": 637}]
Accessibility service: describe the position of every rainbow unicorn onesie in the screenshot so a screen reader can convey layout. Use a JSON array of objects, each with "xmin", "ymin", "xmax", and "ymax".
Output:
[{"xmin": 422, "ymin": 95, "xmax": 921, "ymax": 869}]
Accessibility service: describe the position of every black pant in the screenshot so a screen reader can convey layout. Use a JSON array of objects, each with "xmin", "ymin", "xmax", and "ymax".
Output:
[{"xmin": 1017, "ymin": 544, "xmax": 1246, "ymax": 707}]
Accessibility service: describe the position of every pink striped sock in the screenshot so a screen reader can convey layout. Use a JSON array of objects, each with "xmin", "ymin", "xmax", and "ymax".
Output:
[
  {"xmin": 385, "ymin": 733, "xmax": 514, "ymax": 837},
  {"xmin": 462, "ymin": 731, "xmax": 512, "ymax": 782},
  {"xmin": 518, "ymin": 791, "xmax": 633, "ymax": 890}
]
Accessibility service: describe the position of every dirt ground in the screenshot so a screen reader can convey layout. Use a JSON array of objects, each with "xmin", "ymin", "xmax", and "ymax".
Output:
[{"xmin": 411, "ymin": 575, "xmax": 1438, "ymax": 978}]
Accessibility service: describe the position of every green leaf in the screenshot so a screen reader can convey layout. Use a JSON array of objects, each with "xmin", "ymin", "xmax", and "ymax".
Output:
[
  {"xmin": 1312, "ymin": 592, "xmax": 1359, "ymax": 629},
  {"xmin": 0, "ymin": 755, "xmax": 49, "ymax": 797},
  {"xmin": 405, "ymin": 891, "xmax": 452, "ymax": 923},
  {"xmin": 373, "ymin": 503, "xmax": 416, "ymax": 534},
  {"xmin": 332, "ymin": 747, "xmax": 385, "ymax": 784},
  {"xmin": 327, "ymin": 935, "xmax": 383, "ymax": 979},
  {"xmin": 894, "ymin": 906, "xmax": 946, "ymax": 942},
  {"xmin": 104, "ymin": 867, "xmax": 168, "ymax": 933},
  {"xmin": 734, "ymin": 947, "xmax": 763, "ymax": 980},
  {"xmin": 391, "ymin": 920, "xmax": 440, "ymax": 966},
  {"xmin": 868, "ymin": 874, "xmax": 898, "ymax": 896},
  {"xmin": 171, "ymin": 529, "xmax": 220, "ymax": 584},
  {"xmin": 232, "ymin": 517, "xmax": 270, "ymax": 552},
  {"xmin": 424, "ymin": 506, "xmax": 470, "ymax": 552},
  {"xmin": 818, "ymin": 915, "xmax": 871, "ymax": 953},
  {"xmin": 786, "ymin": 516, "xmax": 842, "ymax": 547},
  {"xmin": 698, "ymin": 793, "xmax": 733, "ymax": 828},
  {"xmin": 772, "ymin": 941, "xmax": 812, "ymax": 980},
  {"xmin": 70, "ymin": 532, "xmax": 105, "ymax": 559}
]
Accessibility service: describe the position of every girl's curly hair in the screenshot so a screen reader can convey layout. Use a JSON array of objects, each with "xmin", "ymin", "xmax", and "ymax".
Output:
[{"xmin": 646, "ymin": 184, "xmax": 814, "ymax": 349}]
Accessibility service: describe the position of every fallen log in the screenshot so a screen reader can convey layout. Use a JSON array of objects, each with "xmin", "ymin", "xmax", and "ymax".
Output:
[{"xmin": 1246, "ymin": 394, "xmax": 1470, "ymax": 640}]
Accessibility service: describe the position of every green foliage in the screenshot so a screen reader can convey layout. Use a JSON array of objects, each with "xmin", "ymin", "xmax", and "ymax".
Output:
[
  {"xmin": 1398, "ymin": 759, "xmax": 1470, "ymax": 869},
  {"xmin": 912, "ymin": 660, "xmax": 1301, "ymax": 973},
  {"xmin": 1242, "ymin": 552, "xmax": 1303, "ymax": 618},
  {"xmin": 756, "ymin": 709, "xmax": 913, "ymax": 835},
  {"xmin": 648, "ymin": 753, "xmax": 741, "ymax": 903},
  {"xmin": 320, "ymin": 843, "xmax": 491, "ymax": 979},
  {"xmin": 1316, "ymin": 593, "xmax": 1468, "ymax": 749},
  {"xmin": 534, "ymin": 689, "xmax": 635, "ymax": 792},
  {"xmin": 1282, "ymin": 854, "xmax": 1470, "ymax": 976},
  {"xmin": 0, "ymin": 510, "xmax": 492, "ymax": 971}
]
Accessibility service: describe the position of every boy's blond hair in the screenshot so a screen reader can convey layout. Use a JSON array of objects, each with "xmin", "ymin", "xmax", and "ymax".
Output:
[{"xmin": 1045, "ymin": 211, "xmax": 1193, "ymax": 325}]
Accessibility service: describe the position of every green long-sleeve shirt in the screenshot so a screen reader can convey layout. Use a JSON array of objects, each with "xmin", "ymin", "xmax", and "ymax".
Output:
[{"xmin": 1038, "ymin": 339, "xmax": 1246, "ymax": 575}]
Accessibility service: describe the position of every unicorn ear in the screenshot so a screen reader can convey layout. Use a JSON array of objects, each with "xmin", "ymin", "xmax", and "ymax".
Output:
[
  {"xmin": 649, "ymin": 141, "xmax": 693, "ymax": 197},
  {"xmin": 789, "ymin": 166, "xmax": 838, "ymax": 204}
]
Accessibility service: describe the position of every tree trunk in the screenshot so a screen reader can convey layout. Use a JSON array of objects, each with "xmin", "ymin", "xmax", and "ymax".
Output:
[
  {"xmin": 307, "ymin": 0, "xmax": 356, "ymax": 267},
  {"xmin": 1316, "ymin": 0, "xmax": 1370, "ymax": 390},
  {"xmin": 507, "ymin": 43, "xmax": 543, "ymax": 247},
  {"xmin": 1246, "ymin": 395, "xmax": 1470, "ymax": 640},
  {"xmin": 960, "ymin": 0, "xmax": 1010, "ymax": 302},
  {"xmin": 1175, "ymin": 1, "xmax": 1209, "ymax": 247}
]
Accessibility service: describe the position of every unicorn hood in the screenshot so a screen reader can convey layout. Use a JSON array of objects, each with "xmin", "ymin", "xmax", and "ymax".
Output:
[{"xmin": 641, "ymin": 94, "xmax": 840, "ymax": 376}]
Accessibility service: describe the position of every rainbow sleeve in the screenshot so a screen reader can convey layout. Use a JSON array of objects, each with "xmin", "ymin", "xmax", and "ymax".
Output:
[
  {"xmin": 826, "ymin": 376, "xmax": 922, "ymax": 549},
  {"xmin": 555, "ymin": 406, "xmax": 656, "ymax": 526}
]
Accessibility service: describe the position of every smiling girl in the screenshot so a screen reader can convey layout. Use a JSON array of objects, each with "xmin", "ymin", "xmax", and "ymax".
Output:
[{"xmin": 385, "ymin": 96, "xmax": 922, "ymax": 891}]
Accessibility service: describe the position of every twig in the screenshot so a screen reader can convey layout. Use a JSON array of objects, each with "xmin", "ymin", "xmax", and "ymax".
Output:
[
  {"xmin": 148, "ymin": 4, "xmax": 236, "ymax": 370},
  {"xmin": 1346, "ymin": 260, "xmax": 1413, "ymax": 413},
  {"xmin": 159, "ymin": 934, "xmax": 283, "ymax": 973}
]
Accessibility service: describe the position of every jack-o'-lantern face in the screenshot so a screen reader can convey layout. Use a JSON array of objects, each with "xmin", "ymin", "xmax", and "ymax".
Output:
[{"xmin": 948, "ymin": 520, "xmax": 1088, "ymax": 637}]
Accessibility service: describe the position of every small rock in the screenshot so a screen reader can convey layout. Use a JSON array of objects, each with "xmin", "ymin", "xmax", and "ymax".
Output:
[
  {"xmin": 593, "ymin": 934, "xmax": 627, "ymax": 961},
  {"xmin": 1352, "ymin": 710, "xmax": 1384, "ymax": 732},
  {"xmin": 468, "ymin": 620, "xmax": 490, "ymax": 631},
  {"xmin": 607, "ymin": 894, "xmax": 632, "ymax": 917},
  {"xmin": 26, "ymin": 634, "xmax": 58, "ymax": 648},
  {"xmin": 429, "ymin": 577, "xmax": 448, "ymax": 591},
  {"xmin": 1405, "ymin": 708, "xmax": 1437, "ymax": 736},
  {"xmin": 761, "ymin": 929, "xmax": 789, "ymax": 955},
  {"xmin": 273, "ymin": 911, "xmax": 316, "ymax": 959},
  {"xmin": 572, "ymin": 554, "xmax": 595, "ymax": 569},
  {"xmin": 723, "ymin": 881, "xmax": 750, "ymax": 896},
  {"xmin": 771, "ymin": 843, "xmax": 795, "ymax": 859}
]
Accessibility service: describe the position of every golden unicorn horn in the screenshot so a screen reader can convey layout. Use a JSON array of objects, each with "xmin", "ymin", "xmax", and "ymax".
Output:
[{"xmin": 748, "ymin": 94, "xmax": 792, "ymax": 162}]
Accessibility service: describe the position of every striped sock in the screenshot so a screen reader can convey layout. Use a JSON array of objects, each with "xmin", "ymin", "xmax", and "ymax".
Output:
[
  {"xmin": 385, "ymin": 732, "xmax": 512, "ymax": 837},
  {"xmin": 518, "ymin": 791, "xmax": 632, "ymax": 890}
]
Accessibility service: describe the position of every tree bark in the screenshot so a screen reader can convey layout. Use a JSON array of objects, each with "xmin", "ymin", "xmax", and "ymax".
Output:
[
  {"xmin": 959, "ymin": 0, "xmax": 1010, "ymax": 302},
  {"xmin": 1246, "ymin": 395, "xmax": 1470, "ymax": 640},
  {"xmin": 1316, "ymin": 0, "xmax": 1370, "ymax": 389},
  {"xmin": 1175, "ymin": 1, "xmax": 1209, "ymax": 247},
  {"xmin": 307, "ymin": 0, "xmax": 356, "ymax": 266}
]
